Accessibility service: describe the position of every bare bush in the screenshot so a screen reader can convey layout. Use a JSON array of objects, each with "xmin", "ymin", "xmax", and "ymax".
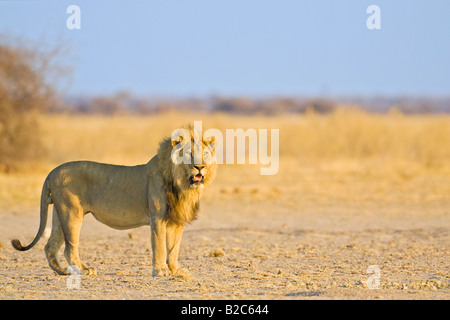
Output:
[{"xmin": 0, "ymin": 37, "xmax": 63, "ymax": 171}]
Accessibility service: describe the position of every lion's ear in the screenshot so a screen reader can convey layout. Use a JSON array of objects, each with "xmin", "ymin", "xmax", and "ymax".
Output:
[
  {"xmin": 205, "ymin": 136, "xmax": 215, "ymax": 148},
  {"xmin": 171, "ymin": 136, "xmax": 183, "ymax": 148},
  {"xmin": 208, "ymin": 141, "xmax": 216, "ymax": 151}
]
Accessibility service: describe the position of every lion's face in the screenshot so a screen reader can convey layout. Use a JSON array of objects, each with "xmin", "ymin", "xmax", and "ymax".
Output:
[{"xmin": 171, "ymin": 135, "xmax": 217, "ymax": 190}]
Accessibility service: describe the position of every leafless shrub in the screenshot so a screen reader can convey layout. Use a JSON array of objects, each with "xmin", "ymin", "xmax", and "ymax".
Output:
[{"xmin": 0, "ymin": 36, "xmax": 66, "ymax": 172}]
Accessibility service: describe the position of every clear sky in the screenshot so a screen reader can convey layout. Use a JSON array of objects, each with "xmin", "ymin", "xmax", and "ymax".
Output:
[{"xmin": 1, "ymin": 0, "xmax": 449, "ymax": 97}]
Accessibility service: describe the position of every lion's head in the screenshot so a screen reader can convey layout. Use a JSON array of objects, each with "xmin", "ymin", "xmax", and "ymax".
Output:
[
  {"xmin": 157, "ymin": 125, "xmax": 217, "ymax": 225},
  {"xmin": 158, "ymin": 125, "xmax": 217, "ymax": 192}
]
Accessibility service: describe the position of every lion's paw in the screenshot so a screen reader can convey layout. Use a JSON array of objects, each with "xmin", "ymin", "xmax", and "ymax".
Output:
[
  {"xmin": 173, "ymin": 268, "xmax": 189, "ymax": 277},
  {"xmin": 82, "ymin": 267, "xmax": 97, "ymax": 276},
  {"xmin": 152, "ymin": 266, "xmax": 171, "ymax": 277},
  {"xmin": 172, "ymin": 268, "xmax": 191, "ymax": 280}
]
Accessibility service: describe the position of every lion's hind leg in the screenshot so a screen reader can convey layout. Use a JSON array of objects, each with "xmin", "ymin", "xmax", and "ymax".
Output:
[
  {"xmin": 44, "ymin": 207, "xmax": 67, "ymax": 275},
  {"xmin": 55, "ymin": 199, "xmax": 96, "ymax": 276}
]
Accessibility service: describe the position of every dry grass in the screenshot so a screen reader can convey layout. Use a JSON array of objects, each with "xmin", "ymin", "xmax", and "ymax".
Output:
[
  {"xmin": 1, "ymin": 109, "xmax": 449, "ymax": 300},
  {"xmin": 1, "ymin": 108, "xmax": 449, "ymax": 210},
  {"xmin": 38, "ymin": 108, "xmax": 450, "ymax": 167}
]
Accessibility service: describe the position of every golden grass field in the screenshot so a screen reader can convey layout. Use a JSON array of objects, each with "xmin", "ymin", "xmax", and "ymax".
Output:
[{"xmin": 0, "ymin": 108, "xmax": 449, "ymax": 299}]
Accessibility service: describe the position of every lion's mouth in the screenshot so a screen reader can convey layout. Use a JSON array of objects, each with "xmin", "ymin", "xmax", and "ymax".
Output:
[{"xmin": 190, "ymin": 174, "xmax": 204, "ymax": 185}]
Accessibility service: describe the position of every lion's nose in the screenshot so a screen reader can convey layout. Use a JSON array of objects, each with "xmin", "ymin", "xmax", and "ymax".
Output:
[{"xmin": 193, "ymin": 165, "xmax": 205, "ymax": 171}]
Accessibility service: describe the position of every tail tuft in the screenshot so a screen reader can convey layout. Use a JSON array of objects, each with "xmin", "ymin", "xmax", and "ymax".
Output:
[{"xmin": 11, "ymin": 239, "xmax": 25, "ymax": 251}]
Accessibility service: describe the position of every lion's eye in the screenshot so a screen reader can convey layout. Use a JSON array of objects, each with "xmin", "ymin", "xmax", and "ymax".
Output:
[{"xmin": 203, "ymin": 151, "xmax": 212, "ymax": 164}]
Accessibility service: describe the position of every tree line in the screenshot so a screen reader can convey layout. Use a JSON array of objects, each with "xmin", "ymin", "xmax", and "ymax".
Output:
[{"xmin": 62, "ymin": 93, "xmax": 450, "ymax": 115}]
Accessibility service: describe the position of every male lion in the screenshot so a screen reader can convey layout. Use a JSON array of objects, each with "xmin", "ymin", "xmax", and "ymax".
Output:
[{"xmin": 11, "ymin": 126, "xmax": 217, "ymax": 277}]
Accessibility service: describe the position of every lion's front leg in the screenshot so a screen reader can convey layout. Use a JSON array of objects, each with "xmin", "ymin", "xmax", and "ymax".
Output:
[
  {"xmin": 150, "ymin": 218, "xmax": 170, "ymax": 276},
  {"xmin": 166, "ymin": 222, "xmax": 187, "ymax": 276}
]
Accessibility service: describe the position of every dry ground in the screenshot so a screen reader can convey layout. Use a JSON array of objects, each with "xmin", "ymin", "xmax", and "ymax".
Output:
[{"xmin": 0, "ymin": 111, "xmax": 449, "ymax": 299}]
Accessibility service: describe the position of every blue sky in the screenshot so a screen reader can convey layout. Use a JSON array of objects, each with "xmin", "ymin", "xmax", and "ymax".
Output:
[{"xmin": 1, "ymin": 0, "xmax": 449, "ymax": 97}]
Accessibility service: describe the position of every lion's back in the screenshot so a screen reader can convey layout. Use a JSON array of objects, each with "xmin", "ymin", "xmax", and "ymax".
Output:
[{"xmin": 47, "ymin": 161, "xmax": 150, "ymax": 211}]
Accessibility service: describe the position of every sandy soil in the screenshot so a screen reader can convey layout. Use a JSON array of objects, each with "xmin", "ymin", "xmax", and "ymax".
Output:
[
  {"xmin": 1, "ymin": 203, "xmax": 449, "ymax": 300},
  {"xmin": 0, "ymin": 161, "xmax": 449, "ymax": 300}
]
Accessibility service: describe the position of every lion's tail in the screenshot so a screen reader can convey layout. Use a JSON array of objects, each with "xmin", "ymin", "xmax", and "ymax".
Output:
[{"xmin": 11, "ymin": 176, "xmax": 52, "ymax": 251}]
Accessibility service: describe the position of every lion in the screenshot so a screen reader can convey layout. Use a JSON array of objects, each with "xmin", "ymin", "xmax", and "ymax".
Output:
[{"xmin": 11, "ymin": 126, "xmax": 217, "ymax": 277}]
